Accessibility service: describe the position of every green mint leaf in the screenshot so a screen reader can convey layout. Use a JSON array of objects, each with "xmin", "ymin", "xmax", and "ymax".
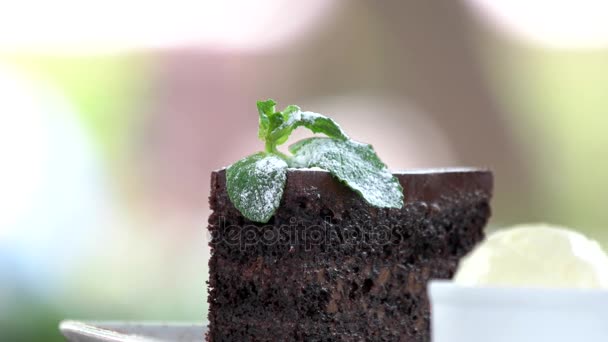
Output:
[
  {"xmin": 281, "ymin": 104, "xmax": 301, "ymax": 120},
  {"xmin": 257, "ymin": 99, "xmax": 276, "ymax": 140},
  {"xmin": 289, "ymin": 137, "xmax": 404, "ymax": 208},
  {"xmin": 269, "ymin": 105, "xmax": 301, "ymax": 145},
  {"xmin": 297, "ymin": 111, "xmax": 349, "ymax": 141},
  {"xmin": 267, "ymin": 107, "xmax": 349, "ymax": 147},
  {"xmin": 226, "ymin": 152, "xmax": 288, "ymax": 223}
]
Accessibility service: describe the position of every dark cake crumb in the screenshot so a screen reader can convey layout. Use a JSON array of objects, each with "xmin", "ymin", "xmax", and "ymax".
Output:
[{"xmin": 207, "ymin": 169, "xmax": 492, "ymax": 341}]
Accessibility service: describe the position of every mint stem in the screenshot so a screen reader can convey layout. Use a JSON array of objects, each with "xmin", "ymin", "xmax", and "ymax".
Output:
[
  {"xmin": 265, "ymin": 140, "xmax": 277, "ymax": 154},
  {"xmin": 265, "ymin": 140, "xmax": 291, "ymax": 163}
]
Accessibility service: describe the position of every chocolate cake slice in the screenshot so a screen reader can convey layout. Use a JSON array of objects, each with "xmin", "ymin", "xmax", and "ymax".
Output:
[{"xmin": 207, "ymin": 168, "xmax": 492, "ymax": 341}]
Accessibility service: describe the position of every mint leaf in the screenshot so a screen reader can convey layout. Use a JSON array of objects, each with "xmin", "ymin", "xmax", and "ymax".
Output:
[
  {"xmin": 270, "ymin": 105, "xmax": 301, "ymax": 145},
  {"xmin": 297, "ymin": 111, "xmax": 348, "ymax": 141},
  {"xmin": 257, "ymin": 100, "xmax": 276, "ymax": 140},
  {"xmin": 289, "ymin": 137, "xmax": 404, "ymax": 208},
  {"xmin": 226, "ymin": 153, "xmax": 288, "ymax": 223},
  {"xmin": 268, "ymin": 107, "xmax": 348, "ymax": 146}
]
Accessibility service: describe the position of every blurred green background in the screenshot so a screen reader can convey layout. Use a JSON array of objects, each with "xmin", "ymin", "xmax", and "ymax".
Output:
[{"xmin": 1, "ymin": 1, "xmax": 608, "ymax": 341}]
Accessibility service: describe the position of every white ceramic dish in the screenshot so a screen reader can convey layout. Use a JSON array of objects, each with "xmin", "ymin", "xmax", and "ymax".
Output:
[
  {"xmin": 59, "ymin": 321, "xmax": 207, "ymax": 342},
  {"xmin": 429, "ymin": 280, "xmax": 608, "ymax": 342}
]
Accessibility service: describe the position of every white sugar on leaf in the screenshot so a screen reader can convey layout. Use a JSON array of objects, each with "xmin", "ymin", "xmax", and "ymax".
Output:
[
  {"xmin": 298, "ymin": 111, "xmax": 349, "ymax": 140},
  {"xmin": 226, "ymin": 153, "xmax": 288, "ymax": 223},
  {"xmin": 289, "ymin": 138, "xmax": 403, "ymax": 208}
]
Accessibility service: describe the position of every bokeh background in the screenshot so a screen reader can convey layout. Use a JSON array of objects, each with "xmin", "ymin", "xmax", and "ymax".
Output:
[{"xmin": 2, "ymin": 1, "xmax": 608, "ymax": 340}]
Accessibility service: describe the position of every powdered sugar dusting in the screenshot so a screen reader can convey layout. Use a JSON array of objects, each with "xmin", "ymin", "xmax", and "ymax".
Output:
[
  {"xmin": 299, "ymin": 111, "xmax": 349, "ymax": 140},
  {"xmin": 285, "ymin": 109, "xmax": 302, "ymax": 126},
  {"xmin": 226, "ymin": 154, "xmax": 288, "ymax": 223},
  {"xmin": 290, "ymin": 138, "xmax": 403, "ymax": 208},
  {"xmin": 246, "ymin": 156, "xmax": 286, "ymax": 215},
  {"xmin": 300, "ymin": 111, "xmax": 323, "ymax": 124}
]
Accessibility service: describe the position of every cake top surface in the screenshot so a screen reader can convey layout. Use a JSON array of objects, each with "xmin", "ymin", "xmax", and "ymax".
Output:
[
  {"xmin": 214, "ymin": 167, "xmax": 493, "ymax": 206},
  {"xmin": 221, "ymin": 99, "xmax": 491, "ymax": 223},
  {"xmin": 216, "ymin": 166, "xmax": 489, "ymax": 174}
]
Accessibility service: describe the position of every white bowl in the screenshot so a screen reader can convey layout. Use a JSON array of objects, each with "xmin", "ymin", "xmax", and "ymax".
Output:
[{"xmin": 429, "ymin": 281, "xmax": 608, "ymax": 342}]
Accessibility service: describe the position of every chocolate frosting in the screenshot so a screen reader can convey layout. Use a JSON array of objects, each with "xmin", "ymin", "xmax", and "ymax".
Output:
[{"xmin": 214, "ymin": 167, "xmax": 493, "ymax": 206}]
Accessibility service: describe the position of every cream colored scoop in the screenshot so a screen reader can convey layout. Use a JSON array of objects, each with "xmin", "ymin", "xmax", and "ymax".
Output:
[{"xmin": 454, "ymin": 224, "xmax": 608, "ymax": 289}]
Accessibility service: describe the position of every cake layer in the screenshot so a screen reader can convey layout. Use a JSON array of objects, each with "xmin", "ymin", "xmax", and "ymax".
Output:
[
  {"xmin": 210, "ymin": 258, "xmax": 456, "ymax": 340},
  {"xmin": 207, "ymin": 169, "xmax": 492, "ymax": 342}
]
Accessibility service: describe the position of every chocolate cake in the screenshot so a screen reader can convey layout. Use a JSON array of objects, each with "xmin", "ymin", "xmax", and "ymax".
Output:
[{"xmin": 207, "ymin": 168, "xmax": 492, "ymax": 341}]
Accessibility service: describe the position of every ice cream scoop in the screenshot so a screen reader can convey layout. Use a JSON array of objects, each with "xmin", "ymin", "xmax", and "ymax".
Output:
[{"xmin": 454, "ymin": 223, "xmax": 608, "ymax": 288}]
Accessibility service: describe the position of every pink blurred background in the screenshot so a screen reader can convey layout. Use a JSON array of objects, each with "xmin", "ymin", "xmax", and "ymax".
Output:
[{"xmin": 2, "ymin": 1, "xmax": 608, "ymax": 340}]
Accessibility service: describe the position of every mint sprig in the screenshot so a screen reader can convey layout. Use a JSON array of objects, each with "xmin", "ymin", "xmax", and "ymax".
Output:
[{"xmin": 226, "ymin": 99, "xmax": 404, "ymax": 223}]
